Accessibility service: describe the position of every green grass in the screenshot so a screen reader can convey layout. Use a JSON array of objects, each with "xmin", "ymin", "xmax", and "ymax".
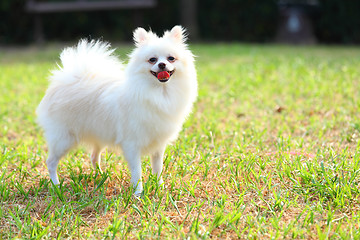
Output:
[{"xmin": 1, "ymin": 43, "xmax": 360, "ymax": 239}]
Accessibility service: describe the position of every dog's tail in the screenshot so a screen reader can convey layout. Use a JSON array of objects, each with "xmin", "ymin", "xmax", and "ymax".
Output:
[{"xmin": 50, "ymin": 39, "xmax": 123, "ymax": 83}]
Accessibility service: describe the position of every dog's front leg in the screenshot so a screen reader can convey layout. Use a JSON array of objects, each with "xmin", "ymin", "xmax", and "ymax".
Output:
[
  {"xmin": 123, "ymin": 146, "xmax": 143, "ymax": 195},
  {"xmin": 151, "ymin": 146, "xmax": 165, "ymax": 186}
]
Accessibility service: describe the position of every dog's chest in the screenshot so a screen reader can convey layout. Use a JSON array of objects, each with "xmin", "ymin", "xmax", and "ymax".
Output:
[{"xmin": 129, "ymin": 102, "xmax": 183, "ymax": 150}]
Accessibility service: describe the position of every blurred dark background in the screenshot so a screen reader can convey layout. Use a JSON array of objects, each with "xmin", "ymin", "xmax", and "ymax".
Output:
[{"xmin": 1, "ymin": 0, "xmax": 360, "ymax": 45}]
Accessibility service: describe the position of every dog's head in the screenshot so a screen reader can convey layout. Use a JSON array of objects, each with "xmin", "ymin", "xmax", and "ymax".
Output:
[{"xmin": 127, "ymin": 26, "xmax": 194, "ymax": 84}]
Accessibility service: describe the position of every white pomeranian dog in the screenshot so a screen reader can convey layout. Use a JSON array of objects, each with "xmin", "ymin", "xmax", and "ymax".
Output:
[{"xmin": 36, "ymin": 26, "xmax": 197, "ymax": 195}]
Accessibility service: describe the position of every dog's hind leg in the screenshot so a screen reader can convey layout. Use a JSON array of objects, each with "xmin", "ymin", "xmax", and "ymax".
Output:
[
  {"xmin": 91, "ymin": 145, "xmax": 103, "ymax": 173},
  {"xmin": 45, "ymin": 130, "xmax": 75, "ymax": 185},
  {"xmin": 46, "ymin": 153, "xmax": 62, "ymax": 185}
]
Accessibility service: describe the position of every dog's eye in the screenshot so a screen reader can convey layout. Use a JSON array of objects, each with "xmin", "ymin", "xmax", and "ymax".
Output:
[
  {"xmin": 168, "ymin": 56, "xmax": 176, "ymax": 62},
  {"xmin": 148, "ymin": 57, "xmax": 157, "ymax": 64}
]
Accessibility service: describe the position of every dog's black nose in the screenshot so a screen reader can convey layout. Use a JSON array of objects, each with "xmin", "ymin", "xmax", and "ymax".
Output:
[{"xmin": 158, "ymin": 62, "xmax": 166, "ymax": 70}]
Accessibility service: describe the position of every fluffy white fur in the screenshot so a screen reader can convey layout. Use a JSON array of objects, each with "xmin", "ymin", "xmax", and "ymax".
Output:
[{"xmin": 36, "ymin": 26, "xmax": 197, "ymax": 195}]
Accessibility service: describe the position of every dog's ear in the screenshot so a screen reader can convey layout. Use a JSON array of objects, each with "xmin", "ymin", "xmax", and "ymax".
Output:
[
  {"xmin": 165, "ymin": 26, "xmax": 187, "ymax": 43},
  {"xmin": 133, "ymin": 27, "xmax": 150, "ymax": 46}
]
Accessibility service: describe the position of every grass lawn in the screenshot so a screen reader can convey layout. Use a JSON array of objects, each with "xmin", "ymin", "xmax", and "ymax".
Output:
[{"xmin": 1, "ymin": 43, "xmax": 360, "ymax": 239}]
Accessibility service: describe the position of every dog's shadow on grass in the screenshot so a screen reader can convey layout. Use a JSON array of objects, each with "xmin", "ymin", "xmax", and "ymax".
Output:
[
  {"xmin": 10, "ymin": 166, "xmax": 167, "ymax": 220},
  {"xmin": 47, "ymin": 170, "xmax": 122, "ymax": 201},
  {"xmin": 35, "ymin": 169, "xmax": 162, "ymax": 202}
]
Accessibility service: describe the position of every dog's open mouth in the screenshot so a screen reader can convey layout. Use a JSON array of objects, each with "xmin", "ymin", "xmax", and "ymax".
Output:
[{"xmin": 150, "ymin": 70, "xmax": 175, "ymax": 82}]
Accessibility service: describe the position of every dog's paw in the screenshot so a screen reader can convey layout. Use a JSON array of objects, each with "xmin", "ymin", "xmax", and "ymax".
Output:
[
  {"xmin": 158, "ymin": 177, "xmax": 164, "ymax": 186},
  {"xmin": 133, "ymin": 182, "xmax": 143, "ymax": 196}
]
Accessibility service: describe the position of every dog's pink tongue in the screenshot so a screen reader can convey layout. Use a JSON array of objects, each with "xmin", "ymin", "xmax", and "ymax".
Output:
[{"xmin": 157, "ymin": 71, "xmax": 170, "ymax": 80}]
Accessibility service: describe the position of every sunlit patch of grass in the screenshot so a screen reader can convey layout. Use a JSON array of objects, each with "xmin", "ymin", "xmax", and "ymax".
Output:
[{"xmin": 1, "ymin": 43, "xmax": 360, "ymax": 238}]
